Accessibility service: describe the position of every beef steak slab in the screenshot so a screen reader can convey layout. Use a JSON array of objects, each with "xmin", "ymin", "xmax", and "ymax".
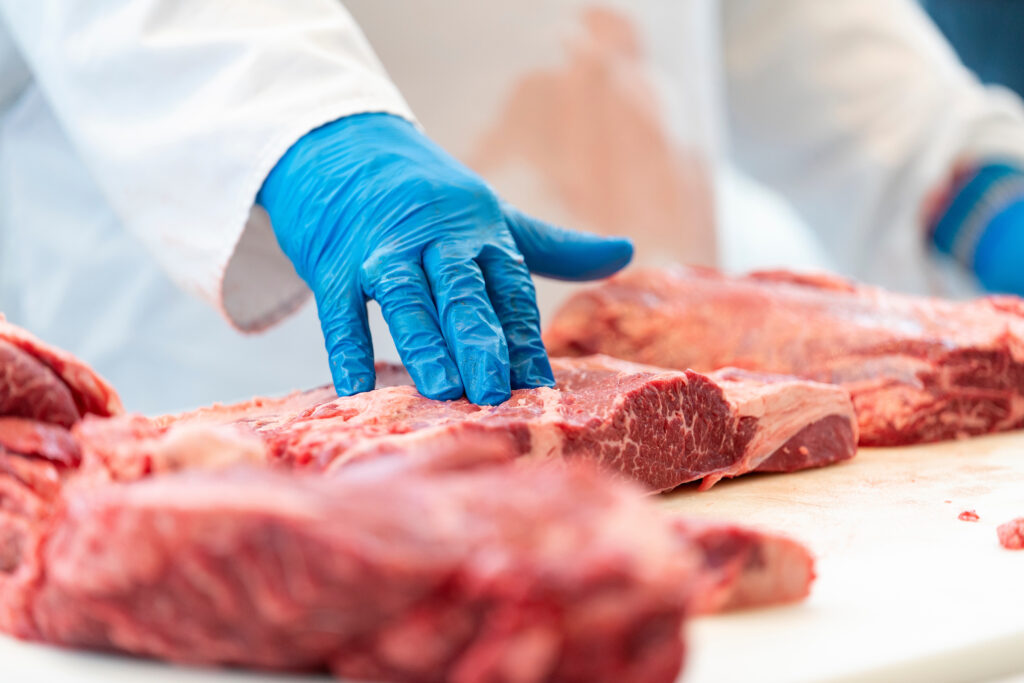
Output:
[
  {"xmin": 77, "ymin": 355, "xmax": 857, "ymax": 491},
  {"xmin": 0, "ymin": 429, "xmax": 814, "ymax": 683},
  {"xmin": 545, "ymin": 267, "xmax": 1024, "ymax": 446},
  {"xmin": 4, "ymin": 457, "xmax": 692, "ymax": 683}
]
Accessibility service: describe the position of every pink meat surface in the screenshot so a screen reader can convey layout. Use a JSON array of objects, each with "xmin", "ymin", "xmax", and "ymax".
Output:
[
  {"xmin": 997, "ymin": 518, "xmax": 1024, "ymax": 550},
  {"xmin": 0, "ymin": 431, "xmax": 815, "ymax": 682},
  {"xmin": 76, "ymin": 355, "xmax": 857, "ymax": 492},
  {"xmin": 545, "ymin": 267, "xmax": 1024, "ymax": 446}
]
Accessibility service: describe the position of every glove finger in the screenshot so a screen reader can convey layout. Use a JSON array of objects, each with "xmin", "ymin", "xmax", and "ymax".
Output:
[
  {"xmin": 423, "ymin": 242, "xmax": 511, "ymax": 405},
  {"xmin": 477, "ymin": 244, "xmax": 555, "ymax": 390},
  {"xmin": 502, "ymin": 202, "xmax": 634, "ymax": 281},
  {"xmin": 314, "ymin": 285, "xmax": 376, "ymax": 397},
  {"xmin": 369, "ymin": 260, "xmax": 464, "ymax": 400}
]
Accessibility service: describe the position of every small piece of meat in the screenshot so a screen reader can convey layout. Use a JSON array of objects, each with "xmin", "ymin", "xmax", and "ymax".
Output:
[
  {"xmin": 76, "ymin": 356, "xmax": 857, "ymax": 492},
  {"xmin": 997, "ymin": 518, "xmax": 1024, "ymax": 550},
  {"xmin": 544, "ymin": 266, "xmax": 1024, "ymax": 446},
  {"xmin": 672, "ymin": 519, "xmax": 816, "ymax": 614},
  {"xmin": 958, "ymin": 510, "xmax": 980, "ymax": 522}
]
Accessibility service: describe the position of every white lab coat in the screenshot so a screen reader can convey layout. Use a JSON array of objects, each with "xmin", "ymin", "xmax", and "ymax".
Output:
[{"xmin": 1, "ymin": 0, "xmax": 1023, "ymax": 414}]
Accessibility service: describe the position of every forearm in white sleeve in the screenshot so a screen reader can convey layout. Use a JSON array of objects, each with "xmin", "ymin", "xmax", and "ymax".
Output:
[
  {"xmin": 721, "ymin": 0, "xmax": 1024, "ymax": 293},
  {"xmin": 0, "ymin": 0, "xmax": 415, "ymax": 331}
]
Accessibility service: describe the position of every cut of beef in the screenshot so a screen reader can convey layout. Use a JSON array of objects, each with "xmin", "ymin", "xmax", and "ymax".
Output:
[
  {"xmin": 4, "ymin": 458, "xmax": 693, "ymax": 683},
  {"xmin": 545, "ymin": 267, "xmax": 1024, "ymax": 446},
  {"xmin": 0, "ymin": 316, "xmax": 822, "ymax": 682},
  {"xmin": 77, "ymin": 355, "xmax": 857, "ymax": 491}
]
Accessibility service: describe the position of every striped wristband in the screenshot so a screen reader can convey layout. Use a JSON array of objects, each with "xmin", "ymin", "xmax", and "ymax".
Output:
[{"xmin": 931, "ymin": 163, "xmax": 1024, "ymax": 295}]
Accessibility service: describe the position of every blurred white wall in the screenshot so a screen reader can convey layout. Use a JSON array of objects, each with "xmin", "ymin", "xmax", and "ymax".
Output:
[{"xmin": 716, "ymin": 164, "xmax": 837, "ymax": 274}]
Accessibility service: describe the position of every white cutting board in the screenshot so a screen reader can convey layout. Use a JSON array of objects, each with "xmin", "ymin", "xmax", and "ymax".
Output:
[
  {"xmin": 668, "ymin": 432, "xmax": 1024, "ymax": 683},
  {"xmin": 3, "ymin": 434, "xmax": 1023, "ymax": 682}
]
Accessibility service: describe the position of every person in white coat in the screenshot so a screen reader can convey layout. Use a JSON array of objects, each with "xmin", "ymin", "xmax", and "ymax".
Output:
[{"xmin": 1, "ymin": 0, "xmax": 1023, "ymax": 414}]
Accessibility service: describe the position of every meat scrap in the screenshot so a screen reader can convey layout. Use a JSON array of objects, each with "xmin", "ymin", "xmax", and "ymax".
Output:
[
  {"xmin": 672, "ymin": 519, "xmax": 815, "ymax": 615},
  {"xmin": 77, "ymin": 355, "xmax": 857, "ymax": 492},
  {"xmin": 958, "ymin": 510, "xmax": 980, "ymax": 522},
  {"xmin": 997, "ymin": 518, "xmax": 1024, "ymax": 550},
  {"xmin": 545, "ymin": 266, "xmax": 1024, "ymax": 446}
]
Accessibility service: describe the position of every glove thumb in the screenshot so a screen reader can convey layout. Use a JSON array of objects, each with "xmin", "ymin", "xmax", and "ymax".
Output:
[{"xmin": 502, "ymin": 203, "xmax": 633, "ymax": 281}]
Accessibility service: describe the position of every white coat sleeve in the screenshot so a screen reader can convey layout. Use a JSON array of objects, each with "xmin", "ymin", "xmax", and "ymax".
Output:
[
  {"xmin": 721, "ymin": 0, "xmax": 1024, "ymax": 294},
  {"xmin": 0, "ymin": 0, "xmax": 415, "ymax": 332}
]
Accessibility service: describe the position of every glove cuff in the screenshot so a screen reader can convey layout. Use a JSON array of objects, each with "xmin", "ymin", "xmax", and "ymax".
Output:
[{"xmin": 932, "ymin": 163, "xmax": 1024, "ymax": 275}]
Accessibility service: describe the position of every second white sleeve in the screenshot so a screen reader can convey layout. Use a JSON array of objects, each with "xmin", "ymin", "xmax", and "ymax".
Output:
[{"xmin": 722, "ymin": 0, "xmax": 1024, "ymax": 293}]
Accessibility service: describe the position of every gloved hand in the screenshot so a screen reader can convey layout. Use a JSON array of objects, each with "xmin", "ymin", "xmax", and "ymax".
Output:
[
  {"xmin": 931, "ymin": 162, "xmax": 1024, "ymax": 296},
  {"xmin": 258, "ymin": 113, "xmax": 633, "ymax": 405}
]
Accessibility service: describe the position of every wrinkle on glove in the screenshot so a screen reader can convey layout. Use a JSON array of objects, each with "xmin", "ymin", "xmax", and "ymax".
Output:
[{"xmin": 258, "ymin": 113, "xmax": 633, "ymax": 404}]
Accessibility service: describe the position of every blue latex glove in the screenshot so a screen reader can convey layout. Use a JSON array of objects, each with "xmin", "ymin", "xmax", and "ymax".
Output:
[
  {"xmin": 931, "ymin": 163, "xmax": 1024, "ymax": 296},
  {"xmin": 258, "ymin": 113, "xmax": 633, "ymax": 405}
]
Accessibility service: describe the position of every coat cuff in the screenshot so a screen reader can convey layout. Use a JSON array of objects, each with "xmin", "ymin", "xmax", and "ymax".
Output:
[
  {"xmin": 931, "ymin": 162, "xmax": 1024, "ymax": 269},
  {"xmin": 218, "ymin": 100, "xmax": 416, "ymax": 333}
]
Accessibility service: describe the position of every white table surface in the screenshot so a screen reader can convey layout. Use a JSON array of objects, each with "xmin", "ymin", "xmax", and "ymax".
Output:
[{"xmin": 4, "ymin": 432, "xmax": 1023, "ymax": 682}]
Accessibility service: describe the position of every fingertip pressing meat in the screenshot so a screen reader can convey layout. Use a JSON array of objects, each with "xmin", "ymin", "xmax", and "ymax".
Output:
[
  {"xmin": 76, "ymin": 355, "xmax": 858, "ymax": 492},
  {"xmin": 997, "ymin": 518, "xmax": 1024, "ymax": 550},
  {"xmin": 545, "ymin": 267, "xmax": 1024, "ymax": 446}
]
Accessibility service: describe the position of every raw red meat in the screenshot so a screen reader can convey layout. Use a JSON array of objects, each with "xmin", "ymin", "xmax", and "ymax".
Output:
[
  {"xmin": 958, "ymin": 510, "xmax": 980, "ymax": 522},
  {"xmin": 2, "ymin": 455, "xmax": 692, "ymax": 682},
  {"xmin": 0, "ymin": 418, "xmax": 82, "ymax": 467},
  {"xmin": 76, "ymin": 355, "xmax": 857, "ymax": 492},
  {"xmin": 0, "ymin": 317, "xmax": 821, "ymax": 682},
  {"xmin": 0, "ymin": 340, "xmax": 80, "ymax": 427},
  {"xmin": 545, "ymin": 267, "xmax": 1024, "ymax": 446},
  {"xmin": 0, "ymin": 315, "xmax": 121, "ymax": 422},
  {"xmin": 997, "ymin": 518, "xmax": 1024, "ymax": 550},
  {"xmin": 0, "ymin": 435, "xmax": 816, "ymax": 682},
  {"xmin": 671, "ymin": 519, "xmax": 815, "ymax": 615}
]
